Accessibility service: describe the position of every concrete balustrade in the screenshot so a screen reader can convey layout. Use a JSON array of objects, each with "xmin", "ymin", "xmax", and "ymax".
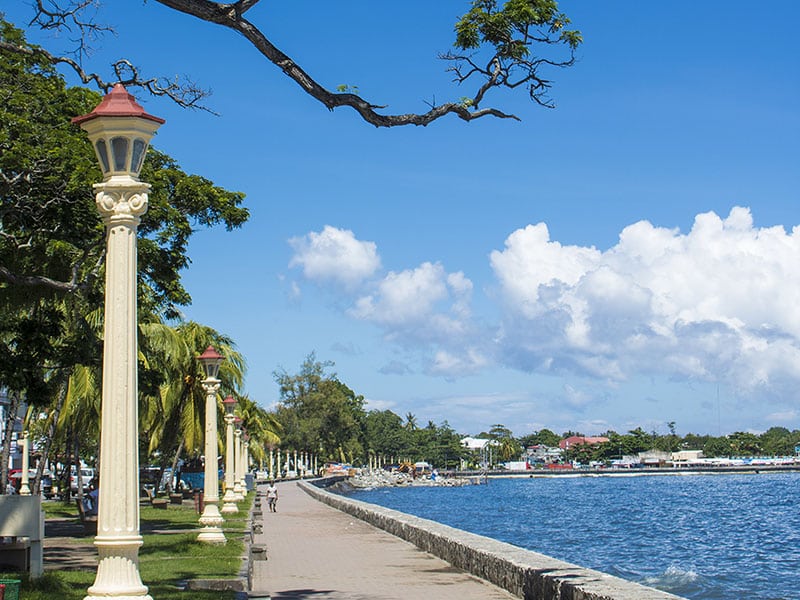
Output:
[{"xmin": 301, "ymin": 478, "xmax": 685, "ymax": 600}]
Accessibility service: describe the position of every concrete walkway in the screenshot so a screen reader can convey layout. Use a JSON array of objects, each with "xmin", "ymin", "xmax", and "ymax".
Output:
[{"xmin": 249, "ymin": 481, "xmax": 516, "ymax": 600}]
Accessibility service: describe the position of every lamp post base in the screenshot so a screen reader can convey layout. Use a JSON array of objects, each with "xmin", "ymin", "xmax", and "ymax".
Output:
[
  {"xmin": 85, "ymin": 536, "xmax": 152, "ymax": 599},
  {"xmin": 232, "ymin": 481, "xmax": 244, "ymax": 501},
  {"xmin": 198, "ymin": 502, "xmax": 226, "ymax": 544},
  {"xmin": 197, "ymin": 526, "xmax": 227, "ymax": 544},
  {"xmin": 221, "ymin": 489, "xmax": 239, "ymax": 514}
]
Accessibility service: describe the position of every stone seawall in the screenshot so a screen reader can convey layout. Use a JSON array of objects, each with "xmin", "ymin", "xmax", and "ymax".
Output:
[{"xmin": 300, "ymin": 478, "xmax": 686, "ymax": 600}]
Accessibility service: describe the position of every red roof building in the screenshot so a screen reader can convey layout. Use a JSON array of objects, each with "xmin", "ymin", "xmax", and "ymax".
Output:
[{"xmin": 559, "ymin": 435, "xmax": 610, "ymax": 450}]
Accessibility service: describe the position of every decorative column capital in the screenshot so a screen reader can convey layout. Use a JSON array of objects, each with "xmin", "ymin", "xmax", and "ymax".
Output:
[
  {"xmin": 94, "ymin": 179, "xmax": 150, "ymax": 225},
  {"xmin": 201, "ymin": 377, "xmax": 221, "ymax": 396}
]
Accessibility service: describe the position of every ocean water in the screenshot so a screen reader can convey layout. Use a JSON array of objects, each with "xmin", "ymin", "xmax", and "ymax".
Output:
[{"xmin": 350, "ymin": 472, "xmax": 800, "ymax": 600}]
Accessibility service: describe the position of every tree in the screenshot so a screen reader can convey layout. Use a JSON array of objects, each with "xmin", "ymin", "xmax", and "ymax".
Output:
[
  {"xmin": 519, "ymin": 428, "xmax": 561, "ymax": 448},
  {"xmin": 0, "ymin": 22, "xmax": 249, "ymax": 481},
  {"xmin": 273, "ymin": 353, "xmax": 366, "ymax": 463},
  {"xmin": 703, "ymin": 436, "xmax": 732, "ymax": 458},
  {"xmin": 759, "ymin": 427, "xmax": 798, "ymax": 456},
  {"xmin": 3, "ymin": 1, "xmax": 581, "ymax": 127},
  {"xmin": 140, "ymin": 321, "xmax": 245, "ymax": 469},
  {"xmin": 363, "ymin": 410, "xmax": 406, "ymax": 459},
  {"xmin": 235, "ymin": 395, "xmax": 282, "ymax": 467}
]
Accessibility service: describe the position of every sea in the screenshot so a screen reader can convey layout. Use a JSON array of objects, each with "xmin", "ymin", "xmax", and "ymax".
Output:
[{"xmin": 349, "ymin": 472, "xmax": 800, "ymax": 600}]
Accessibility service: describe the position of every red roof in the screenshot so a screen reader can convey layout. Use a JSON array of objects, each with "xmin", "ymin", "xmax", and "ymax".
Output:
[
  {"xmin": 72, "ymin": 84, "xmax": 165, "ymax": 126},
  {"xmin": 559, "ymin": 435, "xmax": 610, "ymax": 450}
]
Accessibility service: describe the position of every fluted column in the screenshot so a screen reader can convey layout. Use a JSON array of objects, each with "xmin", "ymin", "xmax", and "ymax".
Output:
[
  {"xmin": 19, "ymin": 431, "xmax": 31, "ymax": 496},
  {"xmin": 86, "ymin": 179, "xmax": 152, "ymax": 599},
  {"xmin": 242, "ymin": 440, "xmax": 250, "ymax": 492},
  {"xmin": 221, "ymin": 410, "xmax": 238, "ymax": 514},
  {"xmin": 269, "ymin": 450, "xmax": 274, "ymax": 480},
  {"xmin": 197, "ymin": 378, "xmax": 225, "ymax": 543},
  {"xmin": 232, "ymin": 429, "xmax": 244, "ymax": 501}
]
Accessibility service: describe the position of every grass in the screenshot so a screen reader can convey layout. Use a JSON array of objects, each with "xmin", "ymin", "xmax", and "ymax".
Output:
[
  {"xmin": 4, "ymin": 491, "xmax": 254, "ymax": 600},
  {"xmin": 41, "ymin": 499, "xmax": 79, "ymax": 519}
]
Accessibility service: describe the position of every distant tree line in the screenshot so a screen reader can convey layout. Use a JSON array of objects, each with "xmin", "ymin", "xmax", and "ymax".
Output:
[
  {"xmin": 270, "ymin": 354, "xmax": 468, "ymax": 469},
  {"xmin": 548, "ymin": 426, "xmax": 800, "ymax": 465}
]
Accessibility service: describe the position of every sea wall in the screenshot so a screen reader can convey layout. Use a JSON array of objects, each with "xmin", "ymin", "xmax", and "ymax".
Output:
[{"xmin": 300, "ymin": 478, "xmax": 685, "ymax": 600}]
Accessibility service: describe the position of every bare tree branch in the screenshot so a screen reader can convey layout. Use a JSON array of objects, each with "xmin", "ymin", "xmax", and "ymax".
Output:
[
  {"xmin": 0, "ymin": 266, "xmax": 82, "ymax": 293},
  {"xmin": 0, "ymin": 40, "xmax": 214, "ymax": 111},
  {"xmin": 153, "ymin": 0, "xmax": 520, "ymax": 126},
  {"xmin": 12, "ymin": 0, "xmax": 581, "ymax": 126}
]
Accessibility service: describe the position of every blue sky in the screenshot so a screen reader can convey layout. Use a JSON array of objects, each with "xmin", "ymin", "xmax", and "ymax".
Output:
[{"xmin": 7, "ymin": 2, "xmax": 800, "ymax": 438}]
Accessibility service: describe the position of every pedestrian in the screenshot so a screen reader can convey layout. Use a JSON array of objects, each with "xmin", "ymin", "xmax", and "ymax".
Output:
[
  {"xmin": 84, "ymin": 478, "xmax": 99, "ymax": 516},
  {"xmin": 266, "ymin": 480, "xmax": 278, "ymax": 512}
]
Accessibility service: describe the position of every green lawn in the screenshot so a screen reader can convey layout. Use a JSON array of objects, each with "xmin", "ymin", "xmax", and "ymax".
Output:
[{"xmin": 5, "ymin": 492, "xmax": 253, "ymax": 600}]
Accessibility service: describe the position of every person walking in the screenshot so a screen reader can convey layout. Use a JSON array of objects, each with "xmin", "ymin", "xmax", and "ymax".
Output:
[{"xmin": 266, "ymin": 480, "xmax": 278, "ymax": 512}]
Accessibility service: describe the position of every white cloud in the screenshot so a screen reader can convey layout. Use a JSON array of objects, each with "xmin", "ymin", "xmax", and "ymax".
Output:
[
  {"xmin": 427, "ymin": 348, "xmax": 488, "ymax": 378},
  {"xmin": 764, "ymin": 410, "xmax": 798, "ymax": 423},
  {"xmin": 378, "ymin": 360, "xmax": 413, "ymax": 375},
  {"xmin": 289, "ymin": 225, "xmax": 380, "ymax": 287},
  {"xmin": 490, "ymin": 207, "xmax": 800, "ymax": 392},
  {"xmin": 350, "ymin": 262, "xmax": 473, "ymax": 339}
]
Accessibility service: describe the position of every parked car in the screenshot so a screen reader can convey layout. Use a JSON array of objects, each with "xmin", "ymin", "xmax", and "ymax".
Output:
[
  {"xmin": 70, "ymin": 467, "xmax": 95, "ymax": 493},
  {"xmin": 7, "ymin": 469, "xmax": 53, "ymax": 497}
]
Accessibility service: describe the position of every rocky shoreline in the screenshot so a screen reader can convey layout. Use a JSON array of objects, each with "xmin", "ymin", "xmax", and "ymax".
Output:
[{"xmin": 332, "ymin": 469, "xmax": 482, "ymax": 491}]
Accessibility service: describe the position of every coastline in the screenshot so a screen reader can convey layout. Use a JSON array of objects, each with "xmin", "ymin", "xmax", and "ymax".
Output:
[
  {"xmin": 461, "ymin": 463, "xmax": 800, "ymax": 479},
  {"xmin": 332, "ymin": 463, "xmax": 800, "ymax": 491}
]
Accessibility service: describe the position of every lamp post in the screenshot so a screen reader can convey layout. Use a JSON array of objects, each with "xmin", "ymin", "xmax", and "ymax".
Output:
[
  {"xmin": 197, "ymin": 345, "xmax": 226, "ymax": 544},
  {"xmin": 269, "ymin": 449, "xmax": 274, "ymax": 480},
  {"xmin": 233, "ymin": 420, "xmax": 244, "ymax": 501},
  {"xmin": 221, "ymin": 396, "xmax": 238, "ymax": 514},
  {"xmin": 19, "ymin": 431, "xmax": 31, "ymax": 496},
  {"xmin": 73, "ymin": 84, "xmax": 164, "ymax": 600},
  {"xmin": 243, "ymin": 437, "xmax": 250, "ymax": 493}
]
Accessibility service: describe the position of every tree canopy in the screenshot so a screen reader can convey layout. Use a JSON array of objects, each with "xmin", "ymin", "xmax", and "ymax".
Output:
[
  {"xmin": 1, "ymin": 1, "xmax": 582, "ymax": 127},
  {"xmin": 0, "ymin": 19, "xmax": 249, "ymax": 398},
  {"xmin": 0, "ymin": 21, "xmax": 256, "ymax": 492}
]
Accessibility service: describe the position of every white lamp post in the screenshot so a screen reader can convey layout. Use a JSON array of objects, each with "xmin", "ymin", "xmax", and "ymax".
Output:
[
  {"xmin": 19, "ymin": 431, "xmax": 31, "ymax": 496},
  {"xmin": 72, "ymin": 84, "xmax": 164, "ymax": 600},
  {"xmin": 243, "ymin": 437, "xmax": 250, "ymax": 492},
  {"xmin": 73, "ymin": 84, "xmax": 164, "ymax": 600},
  {"xmin": 197, "ymin": 345, "xmax": 226, "ymax": 544},
  {"xmin": 233, "ymin": 420, "xmax": 244, "ymax": 501},
  {"xmin": 221, "ymin": 396, "xmax": 238, "ymax": 514},
  {"xmin": 269, "ymin": 449, "xmax": 274, "ymax": 480}
]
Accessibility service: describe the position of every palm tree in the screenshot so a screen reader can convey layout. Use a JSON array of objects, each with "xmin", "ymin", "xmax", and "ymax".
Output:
[
  {"xmin": 235, "ymin": 395, "xmax": 281, "ymax": 469},
  {"xmin": 404, "ymin": 413, "xmax": 418, "ymax": 431},
  {"xmin": 140, "ymin": 320, "xmax": 246, "ymax": 481}
]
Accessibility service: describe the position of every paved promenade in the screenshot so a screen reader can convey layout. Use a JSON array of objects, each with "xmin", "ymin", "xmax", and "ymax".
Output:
[{"xmin": 249, "ymin": 481, "xmax": 516, "ymax": 599}]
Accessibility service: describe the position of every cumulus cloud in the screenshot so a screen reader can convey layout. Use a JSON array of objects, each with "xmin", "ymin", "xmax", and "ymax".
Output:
[
  {"xmin": 289, "ymin": 227, "xmax": 479, "ymax": 377},
  {"xmin": 490, "ymin": 207, "xmax": 800, "ymax": 392},
  {"xmin": 350, "ymin": 262, "xmax": 473, "ymax": 336},
  {"xmin": 289, "ymin": 225, "xmax": 380, "ymax": 287},
  {"xmin": 427, "ymin": 348, "xmax": 488, "ymax": 378}
]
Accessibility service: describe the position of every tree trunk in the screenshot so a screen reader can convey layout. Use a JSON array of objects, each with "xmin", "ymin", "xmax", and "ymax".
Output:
[
  {"xmin": 170, "ymin": 437, "xmax": 184, "ymax": 490},
  {"xmin": 1, "ymin": 390, "xmax": 21, "ymax": 495},
  {"xmin": 73, "ymin": 430, "xmax": 84, "ymax": 503},
  {"xmin": 34, "ymin": 380, "xmax": 69, "ymax": 496}
]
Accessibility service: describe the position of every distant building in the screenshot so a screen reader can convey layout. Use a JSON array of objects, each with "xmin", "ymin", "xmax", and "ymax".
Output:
[
  {"xmin": 525, "ymin": 444, "xmax": 563, "ymax": 465},
  {"xmin": 461, "ymin": 437, "xmax": 494, "ymax": 451},
  {"xmin": 559, "ymin": 435, "xmax": 609, "ymax": 450},
  {"xmin": 671, "ymin": 450, "xmax": 704, "ymax": 466},
  {"xmin": 638, "ymin": 449, "xmax": 672, "ymax": 467}
]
